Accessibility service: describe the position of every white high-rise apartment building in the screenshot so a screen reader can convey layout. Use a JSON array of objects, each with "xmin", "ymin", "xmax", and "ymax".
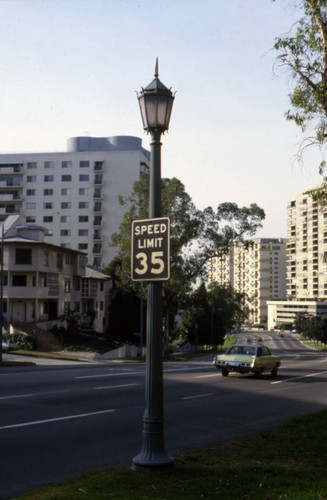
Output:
[
  {"xmin": 286, "ymin": 182, "xmax": 327, "ymax": 299},
  {"xmin": 0, "ymin": 136, "xmax": 150, "ymax": 268},
  {"xmin": 210, "ymin": 238, "xmax": 287, "ymax": 326}
]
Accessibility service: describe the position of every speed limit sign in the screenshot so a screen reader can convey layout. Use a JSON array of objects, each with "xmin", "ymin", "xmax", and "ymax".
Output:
[{"xmin": 131, "ymin": 217, "xmax": 170, "ymax": 281}]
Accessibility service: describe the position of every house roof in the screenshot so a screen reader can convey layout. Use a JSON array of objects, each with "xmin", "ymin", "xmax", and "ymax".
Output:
[
  {"xmin": 86, "ymin": 266, "xmax": 110, "ymax": 280},
  {"xmin": 2, "ymin": 235, "xmax": 87, "ymax": 256}
]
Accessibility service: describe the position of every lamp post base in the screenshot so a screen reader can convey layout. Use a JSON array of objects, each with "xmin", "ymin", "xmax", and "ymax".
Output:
[
  {"xmin": 131, "ymin": 416, "xmax": 174, "ymax": 472},
  {"xmin": 131, "ymin": 453, "xmax": 174, "ymax": 472}
]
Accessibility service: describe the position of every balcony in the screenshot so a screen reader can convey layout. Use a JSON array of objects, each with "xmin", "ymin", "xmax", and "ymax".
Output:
[
  {"xmin": 94, "ymin": 175, "xmax": 104, "ymax": 186},
  {"xmin": 0, "ymin": 164, "xmax": 23, "ymax": 174},
  {"xmin": 0, "ymin": 179, "xmax": 22, "ymax": 188},
  {"xmin": 92, "ymin": 244, "xmax": 102, "ymax": 254},
  {"xmin": 94, "ymin": 161, "xmax": 104, "ymax": 172},
  {"xmin": 93, "ymin": 189, "xmax": 103, "ymax": 199},
  {"xmin": 93, "ymin": 217, "xmax": 103, "ymax": 227},
  {"xmin": 93, "ymin": 231, "xmax": 102, "ymax": 241}
]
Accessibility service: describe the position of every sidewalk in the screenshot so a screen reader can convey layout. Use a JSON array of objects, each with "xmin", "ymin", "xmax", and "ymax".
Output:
[{"xmin": 1, "ymin": 351, "xmax": 98, "ymax": 367}]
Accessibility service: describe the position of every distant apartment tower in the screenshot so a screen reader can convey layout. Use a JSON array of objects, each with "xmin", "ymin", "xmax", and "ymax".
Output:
[
  {"xmin": 0, "ymin": 136, "xmax": 150, "ymax": 268},
  {"xmin": 210, "ymin": 238, "xmax": 287, "ymax": 326},
  {"xmin": 286, "ymin": 182, "xmax": 327, "ymax": 299}
]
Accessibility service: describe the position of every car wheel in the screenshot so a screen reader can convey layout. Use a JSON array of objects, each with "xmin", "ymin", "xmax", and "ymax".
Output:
[
  {"xmin": 271, "ymin": 365, "xmax": 279, "ymax": 376},
  {"xmin": 222, "ymin": 369, "xmax": 229, "ymax": 377},
  {"xmin": 254, "ymin": 369, "xmax": 262, "ymax": 377}
]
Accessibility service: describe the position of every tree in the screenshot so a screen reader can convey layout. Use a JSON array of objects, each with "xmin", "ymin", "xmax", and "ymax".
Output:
[
  {"xmin": 176, "ymin": 282, "xmax": 249, "ymax": 349},
  {"xmin": 107, "ymin": 174, "xmax": 264, "ymax": 345},
  {"xmin": 274, "ymin": 0, "xmax": 327, "ymax": 186}
]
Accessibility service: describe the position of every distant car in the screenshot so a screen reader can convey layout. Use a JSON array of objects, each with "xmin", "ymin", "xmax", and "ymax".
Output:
[{"xmin": 213, "ymin": 342, "xmax": 281, "ymax": 377}]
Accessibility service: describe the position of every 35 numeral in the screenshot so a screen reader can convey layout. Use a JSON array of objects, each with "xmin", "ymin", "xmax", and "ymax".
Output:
[{"xmin": 135, "ymin": 251, "xmax": 164, "ymax": 275}]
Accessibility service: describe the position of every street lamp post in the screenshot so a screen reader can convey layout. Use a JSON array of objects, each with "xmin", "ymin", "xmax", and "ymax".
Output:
[{"xmin": 132, "ymin": 59, "xmax": 175, "ymax": 471}]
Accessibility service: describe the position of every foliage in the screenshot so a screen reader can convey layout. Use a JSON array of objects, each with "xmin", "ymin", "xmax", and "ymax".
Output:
[
  {"xmin": 274, "ymin": 0, "xmax": 327, "ymax": 182},
  {"xmin": 19, "ymin": 409, "xmax": 327, "ymax": 500},
  {"xmin": 2, "ymin": 333, "xmax": 35, "ymax": 351},
  {"xmin": 57, "ymin": 306, "xmax": 81, "ymax": 336},
  {"xmin": 175, "ymin": 282, "xmax": 249, "ymax": 348},
  {"xmin": 293, "ymin": 311, "xmax": 327, "ymax": 345},
  {"xmin": 106, "ymin": 174, "xmax": 264, "ymax": 344}
]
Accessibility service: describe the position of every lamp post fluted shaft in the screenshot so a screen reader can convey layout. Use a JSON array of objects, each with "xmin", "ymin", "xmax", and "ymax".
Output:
[{"xmin": 132, "ymin": 131, "xmax": 173, "ymax": 470}]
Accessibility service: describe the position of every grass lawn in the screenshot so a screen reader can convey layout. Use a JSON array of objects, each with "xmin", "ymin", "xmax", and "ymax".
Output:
[{"xmin": 18, "ymin": 410, "xmax": 327, "ymax": 500}]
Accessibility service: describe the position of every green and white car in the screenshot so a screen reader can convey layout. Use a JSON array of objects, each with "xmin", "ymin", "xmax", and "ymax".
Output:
[{"xmin": 213, "ymin": 342, "xmax": 281, "ymax": 377}]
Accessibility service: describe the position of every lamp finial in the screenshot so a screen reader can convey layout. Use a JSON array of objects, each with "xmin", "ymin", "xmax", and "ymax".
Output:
[{"xmin": 155, "ymin": 57, "xmax": 159, "ymax": 78}]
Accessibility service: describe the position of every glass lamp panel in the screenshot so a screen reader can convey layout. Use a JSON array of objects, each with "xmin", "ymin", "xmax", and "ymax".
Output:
[
  {"xmin": 165, "ymin": 98, "xmax": 173, "ymax": 128},
  {"xmin": 145, "ymin": 95, "xmax": 157, "ymax": 127},
  {"xmin": 157, "ymin": 96, "xmax": 169, "ymax": 127},
  {"xmin": 139, "ymin": 97, "xmax": 148, "ymax": 129}
]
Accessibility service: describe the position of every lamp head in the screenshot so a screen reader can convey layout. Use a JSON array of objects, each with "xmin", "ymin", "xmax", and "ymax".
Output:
[{"xmin": 137, "ymin": 58, "xmax": 175, "ymax": 134}]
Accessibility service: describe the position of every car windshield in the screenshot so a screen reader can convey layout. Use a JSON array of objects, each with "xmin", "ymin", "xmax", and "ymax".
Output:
[{"xmin": 227, "ymin": 345, "xmax": 256, "ymax": 356}]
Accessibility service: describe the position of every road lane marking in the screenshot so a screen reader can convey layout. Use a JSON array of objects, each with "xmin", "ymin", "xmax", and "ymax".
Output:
[
  {"xmin": 182, "ymin": 393, "xmax": 214, "ymax": 400},
  {"xmin": 0, "ymin": 394, "xmax": 34, "ymax": 400},
  {"xmin": 0, "ymin": 409, "xmax": 116, "ymax": 430},
  {"xmin": 75, "ymin": 365, "xmax": 207, "ymax": 379},
  {"xmin": 75, "ymin": 372, "xmax": 145, "ymax": 379},
  {"xmin": 196, "ymin": 374, "xmax": 221, "ymax": 379},
  {"xmin": 271, "ymin": 370, "xmax": 327, "ymax": 385},
  {"xmin": 94, "ymin": 383, "xmax": 137, "ymax": 390}
]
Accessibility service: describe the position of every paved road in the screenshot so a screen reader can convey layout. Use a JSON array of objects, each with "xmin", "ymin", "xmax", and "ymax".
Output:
[{"xmin": 1, "ymin": 332, "xmax": 326, "ymax": 498}]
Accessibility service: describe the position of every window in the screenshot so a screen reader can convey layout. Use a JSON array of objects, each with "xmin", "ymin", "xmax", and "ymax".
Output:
[
  {"xmin": 94, "ymin": 188, "xmax": 102, "ymax": 198},
  {"xmin": 61, "ymin": 202, "xmax": 71, "ymax": 209},
  {"xmin": 43, "ymin": 250, "xmax": 49, "ymax": 266},
  {"xmin": 26, "ymin": 216, "xmax": 36, "ymax": 223},
  {"xmin": 79, "ymin": 202, "xmax": 89, "ymax": 209},
  {"xmin": 43, "ymin": 216, "xmax": 53, "ymax": 223},
  {"xmin": 78, "ymin": 243, "xmax": 88, "ymax": 250},
  {"xmin": 62, "ymin": 175, "xmax": 72, "ymax": 182},
  {"xmin": 27, "ymin": 162, "xmax": 37, "ymax": 169},
  {"xmin": 44, "ymin": 161, "xmax": 54, "ymax": 168},
  {"xmin": 26, "ymin": 189, "xmax": 36, "ymax": 196},
  {"xmin": 12, "ymin": 275, "xmax": 27, "ymax": 286},
  {"xmin": 44, "ymin": 175, "xmax": 54, "ymax": 182},
  {"xmin": 79, "ymin": 188, "xmax": 89, "ymax": 195},
  {"xmin": 79, "ymin": 255, "xmax": 86, "ymax": 267},
  {"xmin": 57, "ymin": 254, "xmax": 63, "ymax": 269},
  {"xmin": 80, "ymin": 161, "xmax": 89, "ymax": 168},
  {"xmin": 61, "ymin": 188, "xmax": 72, "ymax": 196},
  {"xmin": 94, "ymin": 174, "xmax": 103, "ymax": 185},
  {"xmin": 43, "ymin": 202, "xmax": 53, "ymax": 209},
  {"xmin": 94, "ymin": 161, "xmax": 103, "ymax": 171},
  {"xmin": 93, "ymin": 215, "xmax": 102, "ymax": 226},
  {"xmin": 44, "ymin": 189, "xmax": 53, "ymax": 196},
  {"xmin": 26, "ymin": 202, "xmax": 36, "ymax": 209},
  {"xmin": 94, "ymin": 202, "xmax": 102, "ymax": 212},
  {"xmin": 79, "ymin": 215, "xmax": 89, "ymax": 222},
  {"xmin": 78, "ymin": 229, "xmax": 89, "ymax": 236},
  {"xmin": 79, "ymin": 174, "xmax": 89, "ymax": 181},
  {"xmin": 15, "ymin": 248, "xmax": 32, "ymax": 265},
  {"xmin": 27, "ymin": 176, "xmax": 37, "ymax": 183},
  {"xmin": 62, "ymin": 161, "xmax": 72, "ymax": 168},
  {"xmin": 74, "ymin": 301, "xmax": 80, "ymax": 313},
  {"xmin": 61, "ymin": 215, "xmax": 71, "ymax": 223},
  {"xmin": 61, "ymin": 229, "xmax": 71, "ymax": 236},
  {"xmin": 65, "ymin": 278, "xmax": 71, "ymax": 293},
  {"xmin": 74, "ymin": 278, "xmax": 81, "ymax": 291},
  {"xmin": 45, "ymin": 229, "xmax": 53, "ymax": 236},
  {"xmin": 100, "ymin": 301, "xmax": 104, "ymax": 311}
]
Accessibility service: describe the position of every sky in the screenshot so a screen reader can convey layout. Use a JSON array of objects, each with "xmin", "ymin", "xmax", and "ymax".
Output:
[{"xmin": 0, "ymin": 0, "xmax": 324, "ymax": 238}]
